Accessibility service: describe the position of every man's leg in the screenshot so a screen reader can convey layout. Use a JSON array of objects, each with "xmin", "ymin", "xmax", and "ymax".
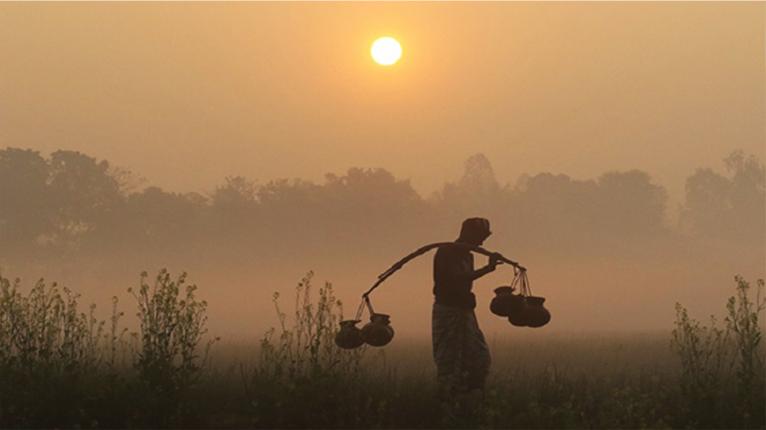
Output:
[
  {"xmin": 465, "ymin": 310, "xmax": 491, "ymax": 391},
  {"xmin": 458, "ymin": 311, "xmax": 492, "ymax": 421},
  {"xmin": 432, "ymin": 303, "xmax": 468, "ymax": 423}
]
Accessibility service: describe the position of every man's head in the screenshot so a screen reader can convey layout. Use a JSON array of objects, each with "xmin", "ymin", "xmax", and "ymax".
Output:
[{"xmin": 457, "ymin": 217, "xmax": 492, "ymax": 246}]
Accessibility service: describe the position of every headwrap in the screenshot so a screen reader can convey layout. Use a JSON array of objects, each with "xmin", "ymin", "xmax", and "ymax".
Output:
[{"xmin": 458, "ymin": 217, "xmax": 492, "ymax": 242}]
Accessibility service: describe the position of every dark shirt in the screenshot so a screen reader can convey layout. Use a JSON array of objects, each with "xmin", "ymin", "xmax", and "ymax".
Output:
[{"xmin": 433, "ymin": 243, "xmax": 478, "ymax": 309}]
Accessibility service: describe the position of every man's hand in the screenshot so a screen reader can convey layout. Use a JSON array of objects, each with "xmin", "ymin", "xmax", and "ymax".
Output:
[{"xmin": 489, "ymin": 252, "xmax": 504, "ymax": 269}]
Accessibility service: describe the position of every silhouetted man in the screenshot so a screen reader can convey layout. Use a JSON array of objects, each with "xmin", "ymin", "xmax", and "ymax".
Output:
[{"xmin": 432, "ymin": 217, "xmax": 501, "ymax": 419}]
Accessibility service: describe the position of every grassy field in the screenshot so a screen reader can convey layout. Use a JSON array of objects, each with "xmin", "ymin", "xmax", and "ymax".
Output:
[{"xmin": 0, "ymin": 270, "xmax": 763, "ymax": 429}]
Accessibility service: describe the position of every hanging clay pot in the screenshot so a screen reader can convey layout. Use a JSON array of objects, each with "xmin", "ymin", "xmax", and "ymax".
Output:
[
  {"xmin": 523, "ymin": 296, "xmax": 551, "ymax": 328},
  {"xmin": 361, "ymin": 313, "xmax": 395, "ymax": 347},
  {"xmin": 508, "ymin": 299, "xmax": 530, "ymax": 327},
  {"xmin": 490, "ymin": 286, "xmax": 526, "ymax": 317},
  {"xmin": 335, "ymin": 320, "xmax": 365, "ymax": 349}
]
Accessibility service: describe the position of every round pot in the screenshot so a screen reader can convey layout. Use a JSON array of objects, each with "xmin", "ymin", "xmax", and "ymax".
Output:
[
  {"xmin": 523, "ymin": 296, "xmax": 551, "ymax": 328},
  {"xmin": 335, "ymin": 320, "xmax": 365, "ymax": 349},
  {"xmin": 508, "ymin": 302, "xmax": 530, "ymax": 327},
  {"xmin": 361, "ymin": 313, "xmax": 395, "ymax": 347},
  {"xmin": 490, "ymin": 286, "xmax": 526, "ymax": 317}
]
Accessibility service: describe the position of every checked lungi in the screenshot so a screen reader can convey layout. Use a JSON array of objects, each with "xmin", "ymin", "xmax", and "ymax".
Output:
[{"xmin": 431, "ymin": 302, "xmax": 491, "ymax": 395}]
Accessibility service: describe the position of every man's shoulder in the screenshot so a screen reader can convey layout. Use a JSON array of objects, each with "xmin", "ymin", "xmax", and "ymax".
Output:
[{"xmin": 434, "ymin": 242, "xmax": 469, "ymax": 259}]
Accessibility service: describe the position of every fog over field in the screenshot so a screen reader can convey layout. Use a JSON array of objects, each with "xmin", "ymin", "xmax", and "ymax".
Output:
[
  {"xmin": 0, "ymin": 2, "xmax": 764, "ymax": 340},
  {"xmin": 1, "ymin": 148, "xmax": 763, "ymax": 339}
]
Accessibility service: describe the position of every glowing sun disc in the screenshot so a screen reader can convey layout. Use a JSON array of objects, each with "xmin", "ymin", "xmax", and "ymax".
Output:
[{"xmin": 371, "ymin": 37, "xmax": 402, "ymax": 66}]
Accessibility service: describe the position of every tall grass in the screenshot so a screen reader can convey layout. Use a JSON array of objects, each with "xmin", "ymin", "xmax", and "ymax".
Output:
[
  {"xmin": 0, "ymin": 269, "xmax": 762, "ymax": 428},
  {"xmin": 241, "ymin": 272, "xmax": 764, "ymax": 429},
  {"xmin": 243, "ymin": 271, "xmax": 382, "ymax": 428},
  {"xmin": 128, "ymin": 269, "xmax": 218, "ymax": 425},
  {"xmin": 671, "ymin": 275, "xmax": 765, "ymax": 428},
  {"xmin": 0, "ymin": 269, "xmax": 215, "ymax": 428},
  {"xmin": 727, "ymin": 276, "xmax": 765, "ymax": 427},
  {"xmin": 0, "ymin": 275, "xmax": 124, "ymax": 427}
]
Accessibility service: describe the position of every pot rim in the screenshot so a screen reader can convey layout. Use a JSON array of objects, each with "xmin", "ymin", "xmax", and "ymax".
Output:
[
  {"xmin": 493, "ymin": 286, "xmax": 515, "ymax": 294},
  {"xmin": 370, "ymin": 313, "xmax": 391, "ymax": 323}
]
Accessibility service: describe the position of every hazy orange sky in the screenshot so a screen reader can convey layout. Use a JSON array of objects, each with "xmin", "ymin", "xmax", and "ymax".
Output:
[{"xmin": 1, "ymin": 2, "xmax": 763, "ymax": 203}]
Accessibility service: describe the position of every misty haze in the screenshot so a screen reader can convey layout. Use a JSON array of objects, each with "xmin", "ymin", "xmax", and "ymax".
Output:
[
  {"xmin": 0, "ymin": 2, "xmax": 763, "ymax": 429},
  {"xmin": 1, "ymin": 149, "xmax": 764, "ymax": 337}
]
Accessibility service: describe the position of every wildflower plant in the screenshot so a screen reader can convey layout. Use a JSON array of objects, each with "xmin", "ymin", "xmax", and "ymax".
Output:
[
  {"xmin": 130, "ymin": 269, "xmax": 214, "ymax": 385},
  {"xmin": 246, "ymin": 271, "xmax": 370, "ymax": 427},
  {"xmin": 129, "ymin": 269, "xmax": 217, "ymax": 424},
  {"xmin": 0, "ymin": 273, "xmax": 121, "ymax": 426},
  {"xmin": 725, "ymin": 276, "xmax": 765, "ymax": 428},
  {"xmin": 671, "ymin": 275, "xmax": 765, "ymax": 428}
]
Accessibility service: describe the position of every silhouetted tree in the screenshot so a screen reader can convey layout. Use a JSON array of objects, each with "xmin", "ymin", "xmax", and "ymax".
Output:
[
  {"xmin": 596, "ymin": 170, "xmax": 668, "ymax": 237},
  {"xmin": 123, "ymin": 187, "xmax": 206, "ymax": 247},
  {"xmin": 47, "ymin": 150, "xmax": 123, "ymax": 249},
  {"xmin": 1, "ymin": 146, "xmax": 762, "ymax": 271},
  {"xmin": 436, "ymin": 154, "xmax": 505, "ymax": 216},
  {"xmin": 682, "ymin": 168, "xmax": 731, "ymax": 237},
  {"xmin": 211, "ymin": 177, "xmax": 257, "ymax": 210},
  {"xmin": 321, "ymin": 167, "xmax": 428, "ymax": 252},
  {"xmin": 725, "ymin": 151, "xmax": 766, "ymax": 239},
  {"xmin": 681, "ymin": 151, "xmax": 765, "ymax": 243},
  {"xmin": 209, "ymin": 176, "xmax": 259, "ymax": 237},
  {"xmin": 509, "ymin": 172, "xmax": 599, "ymax": 252},
  {"xmin": 0, "ymin": 148, "xmax": 51, "ymax": 247}
]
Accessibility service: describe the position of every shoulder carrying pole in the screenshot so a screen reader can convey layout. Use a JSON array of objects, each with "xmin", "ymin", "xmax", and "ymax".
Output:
[{"xmin": 361, "ymin": 242, "xmax": 526, "ymax": 299}]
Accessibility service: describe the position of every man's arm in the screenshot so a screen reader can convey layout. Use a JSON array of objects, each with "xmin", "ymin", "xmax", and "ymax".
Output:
[{"xmin": 442, "ymin": 251, "xmax": 502, "ymax": 282}]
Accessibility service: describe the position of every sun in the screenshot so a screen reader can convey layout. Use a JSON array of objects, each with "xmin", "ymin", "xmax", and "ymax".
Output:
[{"xmin": 371, "ymin": 37, "xmax": 402, "ymax": 66}]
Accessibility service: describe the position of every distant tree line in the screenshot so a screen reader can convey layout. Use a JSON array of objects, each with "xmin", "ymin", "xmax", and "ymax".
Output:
[{"xmin": 0, "ymin": 148, "xmax": 763, "ymax": 268}]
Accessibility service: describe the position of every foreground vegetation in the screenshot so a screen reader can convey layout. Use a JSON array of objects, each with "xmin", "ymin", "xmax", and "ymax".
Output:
[{"xmin": 0, "ymin": 270, "xmax": 763, "ymax": 429}]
